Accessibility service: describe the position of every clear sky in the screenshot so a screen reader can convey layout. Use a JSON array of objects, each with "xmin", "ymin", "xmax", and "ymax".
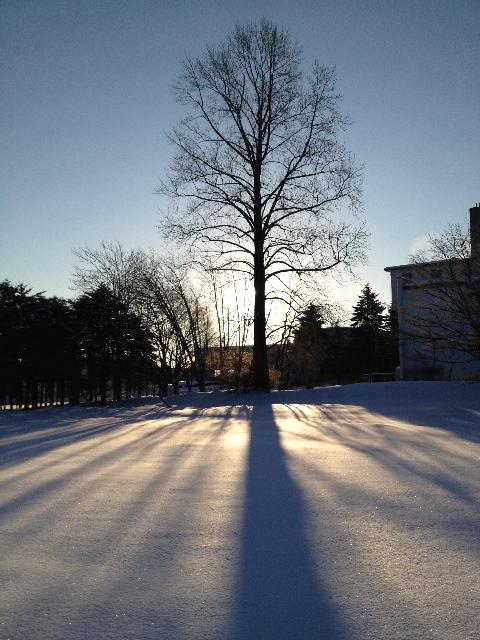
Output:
[{"xmin": 1, "ymin": 0, "xmax": 479, "ymax": 313}]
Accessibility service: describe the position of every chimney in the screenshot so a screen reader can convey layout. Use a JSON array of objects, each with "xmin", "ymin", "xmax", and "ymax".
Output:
[{"xmin": 470, "ymin": 203, "xmax": 480, "ymax": 258}]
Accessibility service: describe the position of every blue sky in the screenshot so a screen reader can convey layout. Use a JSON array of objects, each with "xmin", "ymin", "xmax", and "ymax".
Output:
[{"xmin": 1, "ymin": 0, "xmax": 479, "ymax": 312}]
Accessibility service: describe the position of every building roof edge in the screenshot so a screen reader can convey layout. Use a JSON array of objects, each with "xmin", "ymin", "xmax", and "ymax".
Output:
[{"xmin": 384, "ymin": 257, "xmax": 466, "ymax": 272}]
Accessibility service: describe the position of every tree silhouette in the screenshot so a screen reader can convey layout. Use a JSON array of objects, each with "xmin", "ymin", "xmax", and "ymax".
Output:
[
  {"xmin": 351, "ymin": 283, "xmax": 386, "ymax": 331},
  {"xmin": 292, "ymin": 304, "xmax": 325, "ymax": 386},
  {"xmin": 73, "ymin": 285, "xmax": 156, "ymax": 404},
  {"xmin": 0, "ymin": 282, "xmax": 80, "ymax": 409},
  {"xmin": 350, "ymin": 284, "xmax": 386, "ymax": 373},
  {"xmin": 161, "ymin": 20, "xmax": 365, "ymax": 389}
]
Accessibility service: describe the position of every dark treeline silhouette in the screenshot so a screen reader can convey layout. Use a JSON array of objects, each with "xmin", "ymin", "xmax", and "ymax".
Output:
[
  {"xmin": 1, "ymin": 271, "xmax": 398, "ymax": 410},
  {"xmin": 0, "ymin": 281, "xmax": 158, "ymax": 410},
  {"xmin": 286, "ymin": 286, "xmax": 398, "ymax": 387}
]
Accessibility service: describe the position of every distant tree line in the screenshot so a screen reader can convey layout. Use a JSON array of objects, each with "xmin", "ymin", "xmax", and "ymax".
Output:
[
  {"xmin": 0, "ymin": 280, "xmax": 158, "ymax": 410},
  {"xmin": 1, "ymin": 242, "xmax": 397, "ymax": 410},
  {"xmin": 287, "ymin": 284, "xmax": 398, "ymax": 387}
]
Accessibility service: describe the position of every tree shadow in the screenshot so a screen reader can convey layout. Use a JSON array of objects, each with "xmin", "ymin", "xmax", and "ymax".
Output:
[
  {"xmin": 274, "ymin": 382, "xmax": 480, "ymax": 444},
  {"xmin": 282, "ymin": 400, "xmax": 479, "ymax": 509},
  {"xmin": 0, "ymin": 402, "xmax": 235, "ymax": 640},
  {"xmin": 233, "ymin": 401, "xmax": 344, "ymax": 640},
  {"xmin": 0, "ymin": 403, "xmax": 177, "ymax": 467}
]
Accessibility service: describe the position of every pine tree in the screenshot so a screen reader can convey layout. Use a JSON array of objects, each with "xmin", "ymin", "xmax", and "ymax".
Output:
[
  {"xmin": 292, "ymin": 304, "xmax": 325, "ymax": 386},
  {"xmin": 351, "ymin": 284, "xmax": 386, "ymax": 331},
  {"xmin": 350, "ymin": 284, "xmax": 387, "ymax": 373}
]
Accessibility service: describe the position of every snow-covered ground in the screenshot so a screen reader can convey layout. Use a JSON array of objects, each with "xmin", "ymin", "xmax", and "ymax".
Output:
[{"xmin": 1, "ymin": 382, "xmax": 479, "ymax": 640}]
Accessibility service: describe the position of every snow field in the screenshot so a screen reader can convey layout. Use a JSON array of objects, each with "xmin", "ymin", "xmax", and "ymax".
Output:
[{"xmin": 0, "ymin": 382, "xmax": 479, "ymax": 639}]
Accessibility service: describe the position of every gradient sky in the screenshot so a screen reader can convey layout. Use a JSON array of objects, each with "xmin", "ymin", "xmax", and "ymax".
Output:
[{"xmin": 1, "ymin": 0, "xmax": 479, "ymax": 313}]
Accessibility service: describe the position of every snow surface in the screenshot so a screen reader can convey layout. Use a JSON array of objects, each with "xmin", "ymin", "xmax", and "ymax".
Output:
[{"xmin": 0, "ymin": 382, "xmax": 479, "ymax": 639}]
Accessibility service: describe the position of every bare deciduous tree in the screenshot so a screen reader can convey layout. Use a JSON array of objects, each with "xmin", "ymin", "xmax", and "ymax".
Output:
[
  {"xmin": 72, "ymin": 241, "xmax": 139, "ymax": 313},
  {"xmin": 408, "ymin": 220, "xmax": 480, "ymax": 374},
  {"xmin": 73, "ymin": 243, "xmax": 214, "ymax": 394},
  {"xmin": 136, "ymin": 254, "xmax": 214, "ymax": 392},
  {"xmin": 209, "ymin": 272, "xmax": 253, "ymax": 389},
  {"xmin": 160, "ymin": 20, "xmax": 366, "ymax": 389}
]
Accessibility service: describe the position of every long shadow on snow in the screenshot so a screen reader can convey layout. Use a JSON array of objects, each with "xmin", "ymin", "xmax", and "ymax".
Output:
[
  {"xmin": 177, "ymin": 383, "xmax": 480, "ymax": 444},
  {"xmin": 0, "ymin": 404, "xmax": 175, "ymax": 466},
  {"xmin": 233, "ymin": 401, "xmax": 343, "ymax": 640},
  {"xmin": 278, "ymin": 382, "xmax": 480, "ymax": 444}
]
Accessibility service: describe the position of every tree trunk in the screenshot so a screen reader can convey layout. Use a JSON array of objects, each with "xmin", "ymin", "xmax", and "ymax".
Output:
[
  {"xmin": 48, "ymin": 381, "xmax": 54, "ymax": 407},
  {"xmin": 125, "ymin": 369, "xmax": 131, "ymax": 399},
  {"xmin": 195, "ymin": 357, "xmax": 206, "ymax": 392},
  {"xmin": 99, "ymin": 359, "xmax": 107, "ymax": 405},
  {"xmin": 113, "ymin": 369, "xmax": 122, "ymax": 402},
  {"xmin": 253, "ymin": 239, "xmax": 270, "ymax": 390},
  {"xmin": 100, "ymin": 374, "xmax": 107, "ymax": 405},
  {"xmin": 251, "ymin": 159, "xmax": 270, "ymax": 392},
  {"xmin": 59, "ymin": 380, "xmax": 65, "ymax": 405}
]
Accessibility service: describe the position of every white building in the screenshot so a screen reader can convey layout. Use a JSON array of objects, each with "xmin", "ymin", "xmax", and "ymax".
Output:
[{"xmin": 385, "ymin": 204, "xmax": 480, "ymax": 380}]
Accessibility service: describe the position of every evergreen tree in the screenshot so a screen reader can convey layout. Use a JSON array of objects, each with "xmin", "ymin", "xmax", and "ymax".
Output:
[
  {"xmin": 0, "ymin": 281, "xmax": 33, "ymax": 408},
  {"xmin": 0, "ymin": 278, "xmax": 158, "ymax": 410},
  {"xmin": 350, "ymin": 284, "xmax": 387, "ymax": 373},
  {"xmin": 0, "ymin": 281, "xmax": 80, "ymax": 408},
  {"xmin": 73, "ymin": 285, "xmax": 156, "ymax": 404},
  {"xmin": 292, "ymin": 304, "xmax": 325, "ymax": 386},
  {"xmin": 351, "ymin": 284, "xmax": 386, "ymax": 331}
]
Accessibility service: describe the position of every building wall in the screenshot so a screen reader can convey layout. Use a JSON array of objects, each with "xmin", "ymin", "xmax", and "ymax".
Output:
[
  {"xmin": 389, "ymin": 261, "xmax": 480, "ymax": 380},
  {"xmin": 386, "ymin": 205, "xmax": 480, "ymax": 380}
]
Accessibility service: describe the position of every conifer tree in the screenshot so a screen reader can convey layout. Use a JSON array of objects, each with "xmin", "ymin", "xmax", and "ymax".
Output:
[
  {"xmin": 351, "ymin": 284, "xmax": 386, "ymax": 331},
  {"xmin": 292, "ymin": 304, "xmax": 325, "ymax": 386},
  {"xmin": 350, "ymin": 284, "xmax": 386, "ymax": 373}
]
